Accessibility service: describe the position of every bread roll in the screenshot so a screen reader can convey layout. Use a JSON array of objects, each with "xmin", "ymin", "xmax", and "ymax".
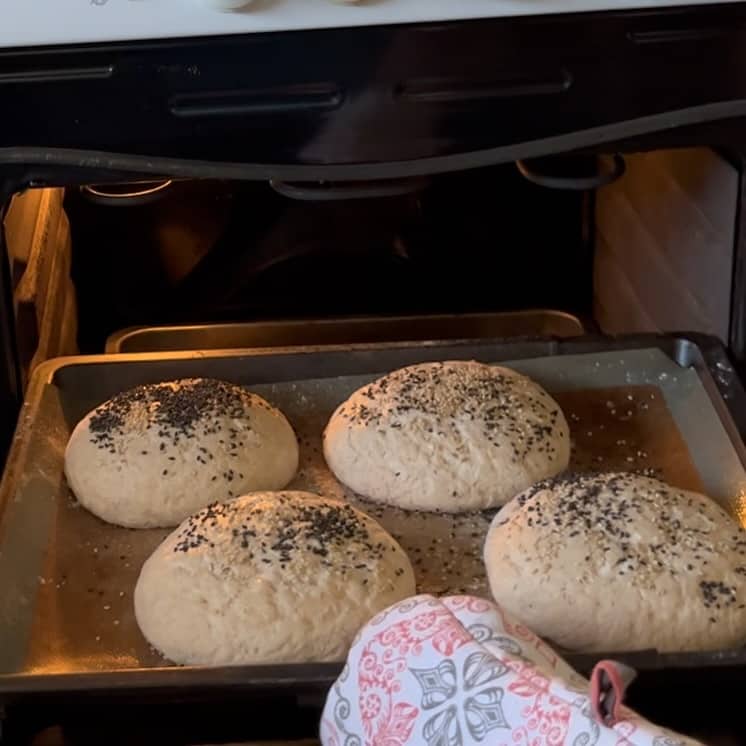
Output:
[
  {"xmin": 134, "ymin": 491, "xmax": 415, "ymax": 665},
  {"xmin": 484, "ymin": 471, "xmax": 746, "ymax": 652},
  {"xmin": 324, "ymin": 360, "xmax": 570, "ymax": 512},
  {"xmin": 64, "ymin": 378, "xmax": 298, "ymax": 528}
]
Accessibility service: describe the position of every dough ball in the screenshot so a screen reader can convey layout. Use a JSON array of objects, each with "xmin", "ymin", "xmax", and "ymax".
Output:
[
  {"xmin": 134, "ymin": 491, "xmax": 415, "ymax": 665},
  {"xmin": 484, "ymin": 471, "xmax": 746, "ymax": 653},
  {"xmin": 64, "ymin": 378, "xmax": 298, "ymax": 528},
  {"xmin": 323, "ymin": 360, "xmax": 569, "ymax": 513}
]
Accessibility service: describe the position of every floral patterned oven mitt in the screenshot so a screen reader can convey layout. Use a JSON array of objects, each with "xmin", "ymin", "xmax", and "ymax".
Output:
[{"xmin": 320, "ymin": 594, "xmax": 704, "ymax": 746}]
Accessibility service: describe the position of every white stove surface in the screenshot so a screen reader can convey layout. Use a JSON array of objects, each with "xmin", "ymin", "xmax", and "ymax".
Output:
[{"xmin": 3, "ymin": 0, "xmax": 741, "ymax": 49}]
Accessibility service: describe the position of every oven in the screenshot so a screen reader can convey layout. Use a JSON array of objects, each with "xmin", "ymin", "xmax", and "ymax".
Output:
[{"xmin": 2, "ymin": 1, "xmax": 746, "ymax": 744}]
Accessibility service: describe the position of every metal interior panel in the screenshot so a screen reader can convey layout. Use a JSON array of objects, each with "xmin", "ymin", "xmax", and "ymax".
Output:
[{"xmin": 104, "ymin": 311, "xmax": 587, "ymax": 354}]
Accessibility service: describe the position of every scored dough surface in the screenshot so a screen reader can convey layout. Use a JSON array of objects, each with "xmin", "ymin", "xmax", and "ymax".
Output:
[
  {"xmin": 323, "ymin": 360, "xmax": 570, "ymax": 512},
  {"xmin": 64, "ymin": 378, "xmax": 299, "ymax": 528},
  {"xmin": 134, "ymin": 491, "xmax": 416, "ymax": 665},
  {"xmin": 484, "ymin": 471, "xmax": 746, "ymax": 653}
]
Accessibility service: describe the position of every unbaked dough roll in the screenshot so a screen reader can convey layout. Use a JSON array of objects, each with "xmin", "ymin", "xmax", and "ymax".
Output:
[
  {"xmin": 134, "ymin": 491, "xmax": 416, "ymax": 665},
  {"xmin": 64, "ymin": 378, "xmax": 298, "ymax": 528},
  {"xmin": 323, "ymin": 360, "xmax": 570, "ymax": 513},
  {"xmin": 484, "ymin": 471, "xmax": 746, "ymax": 653}
]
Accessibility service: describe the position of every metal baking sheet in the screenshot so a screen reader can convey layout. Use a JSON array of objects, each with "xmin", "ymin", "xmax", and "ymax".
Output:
[
  {"xmin": 2, "ymin": 334, "xmax": 746, "ymax": 699},
  {"xmin": 104, "ymin": 310, "xmax": 586, "ymax": 354}
]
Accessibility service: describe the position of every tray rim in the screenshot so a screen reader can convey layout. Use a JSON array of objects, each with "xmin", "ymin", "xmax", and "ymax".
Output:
[
  {"xmin": 4, "ymin": 643, "xmax": 746, "ymax": 698},
  {"xmin": 102, "ymin": 309, "xmax": 588, "ymax": 354},
  {"xmin": 3, "ymin": 330, "xmax": 746, "ymax": 700}
]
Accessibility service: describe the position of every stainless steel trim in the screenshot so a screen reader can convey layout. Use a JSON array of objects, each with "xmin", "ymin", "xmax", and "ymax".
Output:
[{"xmin": 104, "ymin": 310, "xmax": 586, "ymax": 354}]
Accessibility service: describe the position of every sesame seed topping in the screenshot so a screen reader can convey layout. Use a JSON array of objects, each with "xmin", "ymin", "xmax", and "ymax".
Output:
[
  {"xmin": 334, "ymin": 361, "xmax": 566, "ymax": 473},
  {"xmin": 88, "ymin": 378, "xmax": 261, "ymax": 453},
  {"xmin": 497, "ymin": 471, "xmax": 746, "ymax": 613},
  {"xmin": 83, "ymin": 378, "xmax": 287, "ymax": 504},
  {"xmin": 170, "ymin": 493, "xmax": 404, "ymax": 583}
]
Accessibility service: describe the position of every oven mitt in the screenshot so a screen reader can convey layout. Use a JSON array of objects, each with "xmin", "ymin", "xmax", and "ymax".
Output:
[{"xmin": 320, "ymin": 594, "xmax": 703, "ymax": 745}]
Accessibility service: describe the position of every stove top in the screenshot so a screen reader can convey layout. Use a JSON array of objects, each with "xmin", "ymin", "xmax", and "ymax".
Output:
[{"xmin": 3, "ymin": 0, "xmax": 742, "ymax": 49}]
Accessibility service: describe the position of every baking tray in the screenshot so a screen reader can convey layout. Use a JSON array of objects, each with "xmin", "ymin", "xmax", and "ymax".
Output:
[
  {"xmin": 2, "ymin": 333, "xmax": 746, "ymax": 704},
  {"xmin": 104, "ymin": 310, "xmax": 586, "ymax": 353}
]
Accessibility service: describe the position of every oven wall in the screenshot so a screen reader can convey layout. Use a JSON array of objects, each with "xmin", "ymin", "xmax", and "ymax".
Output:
[
  {"xmin": 594, "ymin": 148, "xmax": 737, "ymax": 344},
  {"xmin": 66, "ymin": 167, "xmax": 590, "ymax": 353},
  {"xmin": 3, "ymin": 188, "xmax": 78, "ymax": 386}
]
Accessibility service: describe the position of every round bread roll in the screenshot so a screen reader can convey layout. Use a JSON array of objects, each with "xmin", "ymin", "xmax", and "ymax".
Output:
[
  {"xmin": 484, "ymin": 471, "xmax": 746, "ymax": 653},
  {"xmin": 134, "ymin": 491, "xmax": 416, "ymax": 665},
  {"xmin": 323, "ymin": 360, "xmax": 569, "ymax": 513},
  {"xmin": 64, "ymin": 378, "xmax": 298, "ymax": 528}
]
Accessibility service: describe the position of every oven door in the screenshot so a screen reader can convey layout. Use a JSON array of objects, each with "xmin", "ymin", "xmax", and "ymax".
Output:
[{"xmin": 1, "ymin": 5, "xmax": 746, "ymax": 183}]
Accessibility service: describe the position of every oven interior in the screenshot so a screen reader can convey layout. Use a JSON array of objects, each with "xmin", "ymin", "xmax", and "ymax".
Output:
[
  {"xmin": 3, "ymin": 147, "xmax": 739, "ymax": 381},
  {"xmin": 1, "ymin": 146, "xmax": 744, "ymax": 745}
]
